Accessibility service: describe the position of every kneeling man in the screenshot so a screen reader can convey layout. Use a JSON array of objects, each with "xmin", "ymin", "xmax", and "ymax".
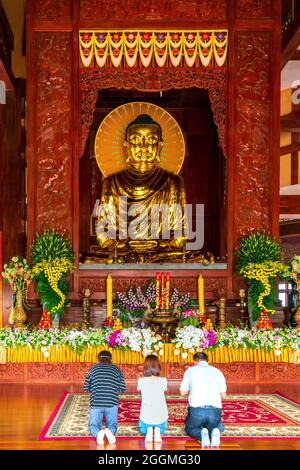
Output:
[{"xmin": 180, "ymin": 351, "xmax": 226, "ymax": 448}]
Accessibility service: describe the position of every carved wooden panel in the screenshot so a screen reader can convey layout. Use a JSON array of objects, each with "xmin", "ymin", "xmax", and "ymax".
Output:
[
  {"xmin": 79, "ymin": 0, "xmax": 227, "ymax": 21},
  {"xmin": 28, "ymin": 363, "xmax": 72, "ymax": 380},
  {"xmin": 165, "ymin": 363, "xmax": 191, "ymax": 380},
  {"xmin": 259, "ymin": 364, "xmax": 300, "ymax": 382},
  {"xmin": 217, "ymin": 363, "xmax": 256, "ymax": 382},
  {"xmin": 79, "ymin": 279, "xmax": 106, "ymax": 292},
  {"xmin": 73, "ymin": 362, "xmax": 93, "ymax": 381},
  {"xmin": 35, "ymin": 33, "xmax": 72, "ymax": 238},
  {"xmin": 234, "ymin": 32, "xmax": 272, "ymax": 246},
  {"xmin": 34, "ymin": 0, "xmax": 72, "ymax": 21},
  {"xmin": 0, "ymin": 363, "xmax": 24, "ymax": 380},
  {"xmin": 0, "ymin": 362, "xmax": 297, "ymax": 383},
  {"xmin": 80, "ymin": 68, "xmax": 227, "ymax": 157},
  {"xmin": 79, "ymin": 275, "xmax": 226, "ymax": 297},
  {"xmin": 119, "ymin": 364, "xmax": 144, "ymax": 379},
  {"xmin": 172, "ymin": 278, "xmax": 227, "ymax": 295},
  {"xmin": 236, "ymin": 0, "xmax": 273, "ymax": 18}
]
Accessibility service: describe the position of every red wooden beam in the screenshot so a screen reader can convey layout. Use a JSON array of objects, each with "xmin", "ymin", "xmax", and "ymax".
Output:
[
  {"xmin": 280, "ymin": 141, "xmax": 300, "ymax": 155},
  {"xmin": 280, "ymin": 195, "xmax": 300, "ymax": 214},
  {"xmin": 281, "ymin": 111, "xmax": 300, "ymax": 130}
]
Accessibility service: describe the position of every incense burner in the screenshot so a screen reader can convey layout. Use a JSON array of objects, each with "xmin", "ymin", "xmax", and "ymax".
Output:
[{"xmin": 147, "ymin": 309, "xmax": 180, "ymax": 342}]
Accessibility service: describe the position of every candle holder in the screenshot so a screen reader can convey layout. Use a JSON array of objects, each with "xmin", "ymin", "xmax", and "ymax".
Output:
[
  {"xmin": 182, "ymin": 243, "xmax": 187, "ymax": 263},
  {"xmin": 81, "ymin": 288, "xmax": 92, "ymax": 328},
  {"xmin": 217, "ymin": 297, "xmax": 226, "ymax": 329},
  {"xmin": 238, "ymin": 288, "xmax": 249, "ymax": 327},
  {"xmin": 113, "ymin": 245, "xmax": 118, "ymax": 264}
]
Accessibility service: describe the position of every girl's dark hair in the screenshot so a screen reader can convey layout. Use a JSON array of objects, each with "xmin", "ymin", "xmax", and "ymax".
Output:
[
  {"xmin": 98, "ymin": 350, "xmax": 112, "ymax": 364},
  {"xmin": 143, "ymin": 354, "xmax": 161, "ymax": 377}
]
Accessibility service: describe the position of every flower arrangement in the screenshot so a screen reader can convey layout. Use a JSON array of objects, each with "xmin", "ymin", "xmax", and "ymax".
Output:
[
  {"xmin": 240, "ymin": 261, "xmax": 284, "ymax": 317},
  {"xmin": 1, "ymin": 257, "xmax": 34, "ymax": 294},
  {"xmin": 0, "ymin": 325, "xmax": 299, "ymax": 356},
  {"xmin": 173, "ymin": 325, "xmax": 217, "ymax": 355},
  {"xmin": 236, "ymin": 233, "xmax": 283, "ymax": 321},
  {"xmin": 31, "ymin": 230, "xmax": 74, "ymax": 322},
  {"xmin": 106, "ymin": 327, "xmax": 164, "ymax": 356},
  {"xmin": 282, "ymin": 256, "xmax": 300, "ymax": 293},
  {"xmin": 115, "ymin": 281, "xmax": 193, "ymax": 323},
  {"xmin": 1, "ymin": 257, "xmax": 35, "ymax": 325},
  {"xmin": 216, "ymin": 324, "xmax": 300, "ymax": 353},
  {"xmin": 178, "ymin": 309, "xmax": 201, "ymax": 327}
]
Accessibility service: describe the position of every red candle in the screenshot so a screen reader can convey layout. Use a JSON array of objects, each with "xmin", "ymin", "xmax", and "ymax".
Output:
[
  {"xmin": 155, "ymin": 272, "xmax": 160, "ymax": 310},
  {"xmin": 165, "ymin": 272, "xmax": 170, "ymax": 310},
  {"xmin": 160, "ymin": 272, "xmax": 165, "ymax": 310}
]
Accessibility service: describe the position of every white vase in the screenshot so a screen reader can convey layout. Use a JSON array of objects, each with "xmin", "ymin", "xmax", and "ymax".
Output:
[
  {"xmin": 247, "ymin": 290, "xmax": 256, "ymax": 327},
  {"xmin": 52, "ymin": 313, "xmax": 60, "ymax": 328}
]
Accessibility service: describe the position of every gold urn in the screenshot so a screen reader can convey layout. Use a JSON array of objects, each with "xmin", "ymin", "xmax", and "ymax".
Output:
[{"xmin": 147, "ymin": 309, "xmax": 180, "ymax": 342}]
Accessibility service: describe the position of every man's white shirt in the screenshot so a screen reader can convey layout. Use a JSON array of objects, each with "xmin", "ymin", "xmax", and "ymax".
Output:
[{"xmin": 180, "ymin": 361, "xmax": 227, "ymax": 408}]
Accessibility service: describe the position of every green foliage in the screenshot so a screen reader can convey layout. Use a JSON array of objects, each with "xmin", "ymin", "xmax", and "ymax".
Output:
[
  {"xmin": 235, "ymin": 232, "xmax": 281, "ymax": 274},
  {"xmin": 178, "ymin": 317, "xmax": 199, "ymax": 327},
  {"xmin": 236, "ymin": 233, "xmax": 281, "ymax": 322},
  {"xmin": 31, "ymin": 230, "xmax": 74, "ymax": 319},
  {"xmin": 31, "ymin": 230, "xmax": 74, "ymax": 264},
  {"xmin": 35, "ymin": 272, "xmax": 68, "ymax": 317},
  {"xmin": 247, "ymin": 280, "xmax": 277, "ymax": 321}
]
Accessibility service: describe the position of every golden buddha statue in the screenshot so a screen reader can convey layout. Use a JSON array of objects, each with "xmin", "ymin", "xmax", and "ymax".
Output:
[{"xmin": 96, "ymin": 114, "xmax": 187, "ymax": 261}]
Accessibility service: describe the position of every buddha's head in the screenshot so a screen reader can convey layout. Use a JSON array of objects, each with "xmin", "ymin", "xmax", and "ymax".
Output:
[{"xmin": 124, "ymin": 114, "xmax": 163, "ymax": 173}]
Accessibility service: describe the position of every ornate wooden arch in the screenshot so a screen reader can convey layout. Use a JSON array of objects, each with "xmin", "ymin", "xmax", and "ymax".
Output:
[{"xmin": 80, "ymin": 67, "xmax": 227, "ymax": 157}]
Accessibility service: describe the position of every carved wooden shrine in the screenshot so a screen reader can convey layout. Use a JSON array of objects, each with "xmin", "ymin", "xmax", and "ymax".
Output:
[{"xmin": 18, "ymin": 0, "xmax": 281, "ymax": 328}]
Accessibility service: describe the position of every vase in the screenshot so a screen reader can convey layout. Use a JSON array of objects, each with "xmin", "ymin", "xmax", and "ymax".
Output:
[
  {"xmin": 294, "ymin": 288, "xmax": 300, "ymax": 329},
  {"xmin": 8, "ymin": 294, "xmax": 16, "ymax": 325},
  {"xmin": 13, "ymin": 290, "xmax": 27, "ymax": 329},
  {"xmin": 288, "ymin": 281, "xmax": 299, "ymax": 328},
  {"xmin": 247, "ymin": 289, "xmax": 256, "ymax": 327},
  {"xmin": 51, "ymin": 313, "xmax": 60, "ymax": 328}
]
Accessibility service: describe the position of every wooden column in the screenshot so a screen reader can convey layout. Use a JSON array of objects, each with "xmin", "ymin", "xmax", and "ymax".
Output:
[
  {"xmin": 291, "ymin": 132, "xmax": 299, "ymax": 184},
  {"xmin": 229, "ymin": 0, "xmax": 281, "ymax": 294},
  {"xmin": 26, "ymin": 0, "xmax": 73, "ymax": 251}
]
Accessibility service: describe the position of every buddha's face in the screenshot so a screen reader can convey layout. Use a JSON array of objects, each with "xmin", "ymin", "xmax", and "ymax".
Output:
[{"xmin": 125, "ymin": 123, "xmax": 163, "ymax": 173}]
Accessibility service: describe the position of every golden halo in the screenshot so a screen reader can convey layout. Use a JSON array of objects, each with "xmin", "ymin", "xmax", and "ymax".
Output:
[{"xmin": 94, "ymin": 102, "xmax": 185, "ymax": 177}]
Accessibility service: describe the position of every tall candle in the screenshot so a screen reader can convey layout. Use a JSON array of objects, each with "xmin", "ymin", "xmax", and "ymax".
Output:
[
  {"xmin": 160, "ymin": 272, "xmax": 165, "ymax": 310},
  {"xmin": 198, "ymin": 274, "xmax": 205, "ymax": 313},
  {"xmin": 165, "ymin": 272, "xmax": 170, "ymax": 310},
  {"xmin": 155, "ymin": 272, "xmax": 160, "ymax": 310},
  {"xmin": 106, "ymin": 274, "xmax": 113, "ymax": 318}
]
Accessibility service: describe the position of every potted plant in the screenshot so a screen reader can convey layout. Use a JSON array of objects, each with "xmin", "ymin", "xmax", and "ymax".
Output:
[
  {"xmin": 31, "ymin": 230, "xmax": 74, "ymax": 327},
  {"xmin": 236, "ymin": 233, "xmax": 284, "ymax": 325}
]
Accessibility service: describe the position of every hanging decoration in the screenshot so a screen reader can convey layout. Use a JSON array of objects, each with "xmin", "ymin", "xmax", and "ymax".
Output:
[{"xmin": 79, "ymin": 31, "xmax": 228, "ymax": 69}]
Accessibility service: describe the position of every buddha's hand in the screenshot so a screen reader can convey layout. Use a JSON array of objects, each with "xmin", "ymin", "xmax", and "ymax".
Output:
[
  {"xmin": 169, "ymin": 237, "xmax": 187, "ymax": 250},
  {"xmin": 96, "ymin": 236, "xmax": 117, "ymax": 250}
]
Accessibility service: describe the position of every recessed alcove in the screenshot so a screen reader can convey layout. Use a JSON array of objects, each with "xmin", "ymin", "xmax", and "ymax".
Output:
[{"xmin": 79, "ymin": 88, "xmax": 226, "ymax": 262}]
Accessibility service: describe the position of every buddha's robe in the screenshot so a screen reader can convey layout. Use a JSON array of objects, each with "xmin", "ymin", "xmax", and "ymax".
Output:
[{"xmin": 96, "ymin": 167, "xmax": 187, "ymax": 250}]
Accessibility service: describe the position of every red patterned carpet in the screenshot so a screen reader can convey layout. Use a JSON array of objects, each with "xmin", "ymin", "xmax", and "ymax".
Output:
[{"xmin": 39, "ymin": 393, "xmax": 300, "ymax": 441}]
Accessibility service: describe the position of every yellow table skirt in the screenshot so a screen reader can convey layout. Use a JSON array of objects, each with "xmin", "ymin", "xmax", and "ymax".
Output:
[{"xmin": 1, "ymin": 345, "xmax": 299, "ymax": 364}]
